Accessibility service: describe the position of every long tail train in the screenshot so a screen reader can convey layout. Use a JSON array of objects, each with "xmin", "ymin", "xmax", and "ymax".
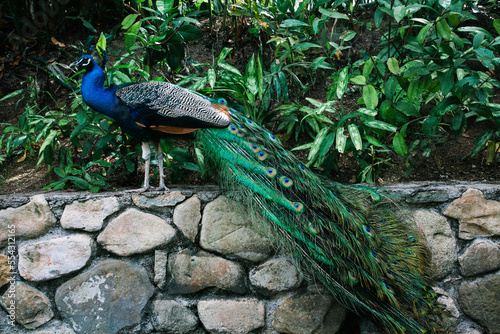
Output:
[{"xmin": 195, "ymin": 106, "xmax": 443, "ymax": 333}]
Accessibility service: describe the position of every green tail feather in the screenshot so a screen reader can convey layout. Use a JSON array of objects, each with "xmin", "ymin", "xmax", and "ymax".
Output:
[{"xmin": 196, "ymin": 108, "xmax": 444, "ymax": 333}]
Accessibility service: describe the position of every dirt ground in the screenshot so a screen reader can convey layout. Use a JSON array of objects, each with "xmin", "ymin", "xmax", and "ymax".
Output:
[{"xmin": 0, "ymin": 15, "xmax": 498, "ymax": 195}]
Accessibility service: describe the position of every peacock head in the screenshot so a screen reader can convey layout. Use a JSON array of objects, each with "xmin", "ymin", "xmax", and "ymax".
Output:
[{"xmin": 70, "ymin": 55, "xmax": 95, "ymax": 73}]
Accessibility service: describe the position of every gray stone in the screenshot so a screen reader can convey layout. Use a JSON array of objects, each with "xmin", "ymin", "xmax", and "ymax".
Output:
[
  {"xmin": 406, "ymin": 190, "xmax": 449, "ymax": 203},
  {"xmin": 167, "ymin": 250, "xmax": 247, "ymax": 294},
  {"xmin": 198, "ymin": 298, "xmax": 265, "ymax": 333},
  {"xmin": 153, "ymin": 298, "xmax": 198, "ymax": 334},
  {"xmin": 0, "ymin": 254, "xmax": 10, "ymax": 288},
  {"xmin": 61, "ymin": 197, "xmax": 120, "ymax": 232},
  {"xmin": 18, "ymin": 234, "xmax": 93, "ymax": 281},
  {"xmin": 0, "ymin": 281, "xmax": 54, "ymax": 329},
  {"xmin": 459, "ymin": 239, "xmax": 500, "ymax": 276},
  {"xmin": 444, "ymin": 188, "xmax": 500, "ymax": 239},
  {"xmin": 55, "ymin": 259, "xmax": 154, "ymax": 334},
  {"xmin": 313, "ymin": 302, "xmax": 347, "ymax": 334},
  {"xmin": 273, "ymin": 293, "xmax": 334, "ymax": 334},
  {"xmin": 434, "ymin": 287, "xmax": 460, "ymax": 333},
  {"xmin": 413, "ymin": 209, "xmax": 456, "ymax": 279},
  {"xmin": 459, "ymin": 275, "xmax": 500, "ymax": 334},
  {"xmin": 200, "ymin": 196, "xmax": 272, "ymax": 262},
  {"xmin": 97, "ymin": 208, "xmax": 176, "ymax": 256},
  {"xmin": 249, "ymin": 257, "xmax": 302, "ymax": 295},
  {"xmin": 154, "ymin": 249, "xmax": 169, "ymax": 290},
  {"xmin": 0, "ymin": 195, "xmax": 56, "ymax": 247},
  {"xmin": 31, "ymin": 320, "xmax": 77, "ymax": 334},
  {"xmin": 173, "ymin": 195, "xmax": 201, "ymax": 242},
  {"xmin": 132, "ymin": 191, "xmax": 186, "ymax": 209}
]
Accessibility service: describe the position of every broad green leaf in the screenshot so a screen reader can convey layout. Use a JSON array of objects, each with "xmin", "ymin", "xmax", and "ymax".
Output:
[
  {"xmin": 473, "ymin": 32, "xmax": 485, "ymax": 49},
  {"xmin": 122, "ymin": 14, "xmax": 138, "ymax": 29},
  {"xmin": 219, "ymin": 62, "xmax": 242, "ymax": 76},
  {"xmin": 308, "ymin": 127, "xmax": 329, "ymax": 161},
  {"xmin": 395, "ymin": 101, "xmax": 419, "ymax": 117},
  {"xmin": 470, "ymin": 129, "xmax": 494, "ymax": 158},
  {"xmin": 245, "ymin": 55, "xmax": 258, "ymax": 96},
  {"xmin": 337, "ymin": 67, "xmax": 349, "ymax": 99},
  {"xmin": 96, "ymin": 32, "xmax": 107, "ymax": 57},
  {"xmin": 387, "ymin": 58, "xmax": 399, "ymax": 75},
  {"xmin": 374, "ymin": 7, "xmax": 384, "ymax": 27},
  {"xmin": 436, "ymin": 19, "xmax": 451, "ymax": 41},
  {"xmin": 280, "ymin": 19, "xmax": 309, "ymax": 28},
  {"xmin": 318, "ymin": 132, "xmax": 336, "ymax": 158},
  {"xmin": 207, "ymin": 68, "xmax": 216, "ymax": 88},
  {"xmin": 178, "ymin": 24, "xmax": 203, "ymax": 42},
  {"xmin": 217, "ymin": 48, "xmax": 232, "ymax": 65},
  {"xmin": 362, "ymin": 85, "xmax": 378, "ymax": 109},
  {"xmin": 385, "ymin": 76, "xmax": 398, "ymax": 100},
  {"xmin": 494, "ymin": 19, "xmax": 500, "ymax": 35},
  {"xmin": 437, "ymin": 68, "xmax": 454, "ymax": 95},
  {"xmin": 362, "ymin": 59, "xmax": 374, "ymax": 80},
  {"xmin": 451, "ymin": 110, "xmax": 463, "ymax": 131},
  {"xmin": 422, "ymin": 116, "xmax": 440, "ymax": 135},
  {"xmin": 417, "ymin": 24, "xmax": 432, "ymax": 46},
  {"xmin": 348, "ymin": 124, "xmax": 362, "ymax": 151},
  {"xmin": 156, "ymin": 0, "xmax": 174, "ymax": 14},
  {"xmin": 393, "ymin": 131, "xmax": 407, "ymax": 157},
  {"xmin": 407, "ymin": 80, "xmax": 420, "ymax": 104},
  {"xmin": 37, "ymin": 130, "xmax": 58, "ymax": 166},
  {"xmin": 125, "ymin": 21, "xmax": 141, "ymax": 51},
  {"xmin": 293, "ymin": 42, "xmax": 321, "ymax": 50},
  {"xmin": 439, "ymin": 0, "xmax": 451, "ymax": 9},
  {"xmin": 318, "ymin": 7, "xmax": 348, "ymax": 19},
  {"xmin": 358, "ymin": 107, "xmax": 378, "ymax": 117},
  {"xmin": 336, "ymin": 126, "xmax": 347, "ymax": 153},
  {"xmin": 393, "ymin": 6, "xmax": 407, "ymax": 23},
  {"xmin": 363, "ymin": 119, "xmax": 397, "ymax": 132},
  {"xmin": 350, "ymin": 75, "xmax": 366, "ymax": 85},
  {"xmin": 457, "ymin": 27, "xmax": 493, "ymax": 39},
  {"xmin": 342, "ymin": 31, "xmax": 356, "ymax": 42}
]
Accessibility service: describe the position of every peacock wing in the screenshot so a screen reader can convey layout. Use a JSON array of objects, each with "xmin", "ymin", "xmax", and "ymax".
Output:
[{"xmin": 114, "ymin": 81, "xmax": 231, "ymax": 129}]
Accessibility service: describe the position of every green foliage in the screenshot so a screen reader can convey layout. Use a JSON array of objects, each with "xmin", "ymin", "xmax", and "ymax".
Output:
[{"xmin": 121, "ymin": 0, "xmax": 203, "ymax": 72}]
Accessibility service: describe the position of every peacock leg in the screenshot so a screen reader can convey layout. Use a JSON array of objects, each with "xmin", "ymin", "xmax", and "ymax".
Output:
[
  {"xmin": 153, "ymin": 140, "xmax": 169, "ymax": 191},
  {"xmin": 141, "ymin": 142, "xmax": 152, "ymax": 191}
]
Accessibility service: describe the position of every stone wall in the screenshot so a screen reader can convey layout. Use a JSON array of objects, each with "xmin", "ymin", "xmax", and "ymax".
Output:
[{"xmin": 0, "ymin": 183, "xmax": 499, "ymax": 334}]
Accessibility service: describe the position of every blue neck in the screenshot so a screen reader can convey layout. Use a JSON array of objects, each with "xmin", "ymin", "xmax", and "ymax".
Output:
[{"xmin": 81, "ymin": 61, "xmax": 119, "ymax": 119}]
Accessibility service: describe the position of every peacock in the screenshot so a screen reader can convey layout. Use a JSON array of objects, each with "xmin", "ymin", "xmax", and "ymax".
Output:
[{"xmin": 70, "ymin": 54, "xmax": 444, "ymax": 333}]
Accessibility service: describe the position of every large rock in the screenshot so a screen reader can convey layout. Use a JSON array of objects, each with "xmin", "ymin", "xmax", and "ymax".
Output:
[
  {"xmin": 444, "ymin": 188, "xmax": 500, "ymax": 239},
  {"xmin": 55, "ymin": 259, "xmax": 154, "ymax": 334},
  {"xmin": 132, "ymin": 191, "xmax": 185, "ymax": 209},
  {"xmin": 61, "ymin": 197, "xmax": 120, "ymax": 232},
  {"xmin": 200, "ymin": 196, "xmax": 273, "ymax": 262},
  {"xmin": 0, "ymin": 195, "xmax": 56, "ymax": 247},
  {"xmin": 459, "ymin": 239, "xmax": 500, "ymax": 276},
  {"xmin": 167, "ymin": 250, "xmax": 247, "ymax": 294},
  {"xmin": 198, "ymin": 298, "xmax": 265, "ymax": 333},
  {"xmin": 249, "ymin": 257, "xmax": 302, "ymax": 295},
  {"xmin": 413, "ymin": 209, "xmax": 456, "ymax": 279},
  {"xmin": 459, "ymin": 275, "xmax": 500, "ymax": 334},
  {"xmin": 18, "ymin": 234, "xmax": 93, "ymax": 281},
  {"xmin": 153, "ymin": 298, "xmax": 198, "ymax": 334},
  {"xmin": 173, "ymin": 195, "xmax": 201, "ymax": 242},
  {"xmin": 273, "ymin": 292, "xmax": 344, "ymax": 334},
  {"xmin": 97, "ymin": 208, "xmax": 176, "ymax": 256},
  {"xmin": 0, "ymin": 281, "xmax": 53, "ymax": 329}
]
